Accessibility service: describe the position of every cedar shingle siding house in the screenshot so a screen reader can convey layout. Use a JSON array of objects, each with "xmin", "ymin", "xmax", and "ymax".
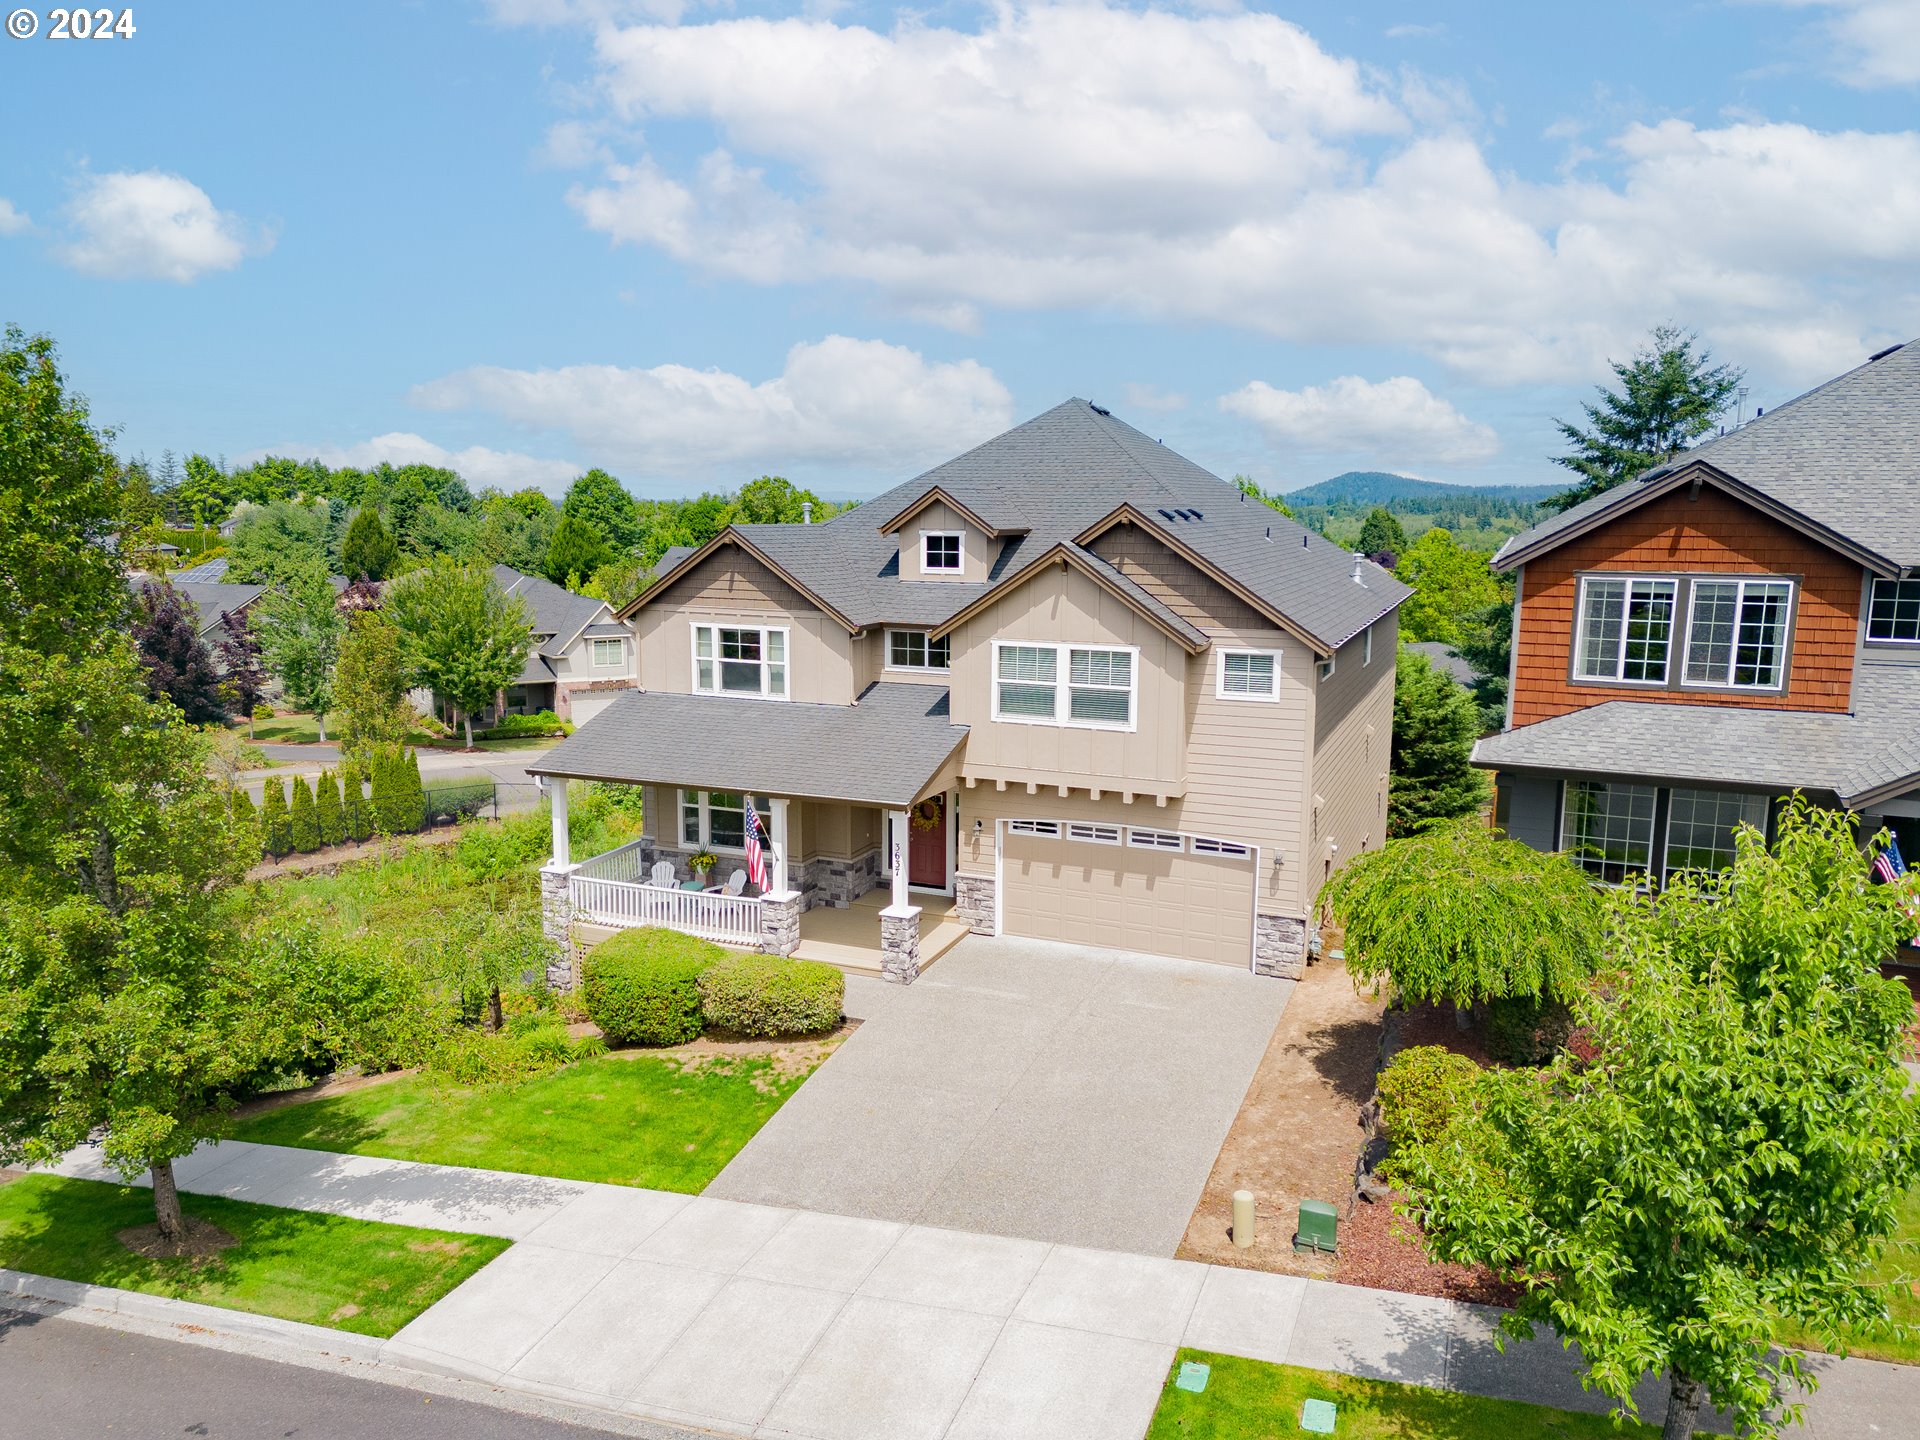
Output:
[
  {"xmin": 1476, "ymin": 340, "xmax": 1920, "ymax": 883},
  {"xmin": 531, "ymin": 401, "xmax": 1407, "ymax": 982}
]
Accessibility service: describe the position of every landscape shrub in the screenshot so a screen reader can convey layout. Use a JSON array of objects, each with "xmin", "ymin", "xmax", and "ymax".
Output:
[
  {"xmin": 315, "ymin": 770, "xmax": 346, "ymax": 847},
  {"xmin": 340, "ymin": 760, "xmax": 373, "ymax": 842},
  {"xmin": 1378, "ymin": 1045, "xmax": 1483, "ymax": 1151},
  {"xmin": 260, "ymin": 778, "xmax": 291, "ymax": 856},
  {"xmin": 1483, "ymin": 994, "xmax": 1576, "ymax": 1066},
  {"xmin": 697, "ymin": 955, "xmax": 844, "ymax": 1038},
  {"xmin": 475, "ymin": 710, "xmax": 573, "ymax": 740},
  {"xmin": 251, "ymin": 920, "xmax": 450, "ymax": 1078},
  {"xmin": 230, "ymin": 786, "xmax": 260, "ymax": 858},
  {"xmin": 426, "ymin": 1018, "xmax": 605, "ymax": 1086},
  {"xmin": 581, "ymin": 927, "xmax": 724, "ymax": 1046},
  {"xmin": 455, "ymin": 809, "xmax": 552, "ymax": 878},
  {"xmin": 253, "ymin": 702, "xmax": 275, "ymax": 721},
  {"xmin": 289, "ymin": 775, "xmax": 319, "ymax": 852}
]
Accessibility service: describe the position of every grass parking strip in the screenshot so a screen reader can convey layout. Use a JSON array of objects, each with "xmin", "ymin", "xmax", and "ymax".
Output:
[{"xmin": 0, "ymin": 1173, "xmax": 508, "ymax": 1338}]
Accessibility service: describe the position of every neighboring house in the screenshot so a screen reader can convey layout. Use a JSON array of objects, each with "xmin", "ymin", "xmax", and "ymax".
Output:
[
  {"xmin": 1405, "ymin": 640, "xmax": 1474, "ymax": 687},
  {"xmin": 175, "ymin": 581, "xmax": 267, "ymax": 639},
  {"xmin": 478, "ymin": 565, "xmax": 637, "ymax": 725},
  {"xmin": 530, "ymin": 399, "xmax": 1407, "ymax": 980},
  {"xmin": 1475, "ymin": 340, "xmax": 1920, "ymax": 884},
  {"xmin": 174, "ymin": 556, "xmax": 232, "ymax": 583}
]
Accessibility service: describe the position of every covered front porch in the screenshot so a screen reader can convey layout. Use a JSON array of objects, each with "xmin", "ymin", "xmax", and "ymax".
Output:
[{"xmin": 531, "ymin": 685, "xmax": 972, "ymax": 984}]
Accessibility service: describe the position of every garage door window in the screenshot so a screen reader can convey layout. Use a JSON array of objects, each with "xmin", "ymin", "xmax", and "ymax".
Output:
[
  {"xmin": 1128, "ymin": 828, "xmax": 1185, "ymax": 852},
  {"xmin": 1008, "ymin": 819, "xmax": 1060, "ymax": 837},
  {"xmin": 1066, "ymin": 822, "xmax": 1121, "ymax": 844},
  {"xmin": 1191, "ymin": 836, "xmax": 1251, "ymax": 857},
  {"xmin": 993, "ymin": 641, "xmax": 1136, "ymax": 730}
]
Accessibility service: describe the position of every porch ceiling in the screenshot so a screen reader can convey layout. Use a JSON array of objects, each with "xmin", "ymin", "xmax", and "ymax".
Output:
[{"xmin": 528, "ymin": 683, "xmax": 969, "ymax": 808}]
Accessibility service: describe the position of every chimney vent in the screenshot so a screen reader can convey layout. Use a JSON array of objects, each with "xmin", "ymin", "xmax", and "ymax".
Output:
[
  {"xmin": 1352, "ymin": 552, "xmax": 1367, "ymax": 584},
  {"xmin": 801, "ymin": 501, "xmax": 813, "ymax": 525}
]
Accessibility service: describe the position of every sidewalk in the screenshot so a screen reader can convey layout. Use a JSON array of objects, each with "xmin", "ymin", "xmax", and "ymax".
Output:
[{"xmin": 45, "ymin": 1139, "xmax": 1917, "ymax": 1439}]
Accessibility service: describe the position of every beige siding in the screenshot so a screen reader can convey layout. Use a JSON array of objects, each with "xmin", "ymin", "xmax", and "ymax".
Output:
[
  {"xmin": 1087, "ymin": 523, "xmax": 1272, "ymax": 631},
  {"xmin": 632, "ymin": 545, "xmax": 858, "ymax": 704},
  {"xmin": 896, "ymin": 499, "xmax": 994, "ymax": 582},
  {"xmin": 1303, "ymin": 614, "xmax": 1397, "ymax": 911},
  {"xmin": 946, "ymin": 561, "xmax": 1187, "ymax": 792}
]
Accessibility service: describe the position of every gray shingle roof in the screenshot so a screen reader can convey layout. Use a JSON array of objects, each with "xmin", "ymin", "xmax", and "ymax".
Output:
[
  {"xmin": 175, "ymin": 581, "xmax": 265, "ymax": 636},
  {"xmin": 655, "ymin": 401, "xmax": 1409, "ymax": 653},
  {"xmin": 529, "ymin": 682, "xmax": 967, "ymax": 808},
  {"xmin": 514, "ymin": 651, "xmax": 558, "ymax": 687},
  {"xmin": 1472, "ymin": 662, "xmax": 1920, "ymax": 807},
  {"xmin": 1405, "ymin": 641, "xmax": 1474, "ymax": 687},
  {"xmin": 491, "ymin": 565, "xmax": 609, "ymax": 654},
  {"xmin": 1496, "ymin": 339, "xmax": 1920, "ymax": 571}
]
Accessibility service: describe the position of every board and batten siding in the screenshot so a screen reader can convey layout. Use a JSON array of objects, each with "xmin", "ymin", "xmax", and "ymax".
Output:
[
  {"xmin": 633, "ymin": 544, "xmax": 859, "ymax": 705},
  {"xmin": 895, "ymin": 499, "xmax": 995, "ymax": 583},
  {"xmin": 1305, "ymin": 615, "xmax": 1396, "ymax": 901},
  {"xmin": 1087, "ymin": 522, "xmax": 1274, "ymax": 632},
  {"xmin": 945, "ymin": 559, "xmax": 1188, "ymax": 792},
  {"xmin": 1510, "ymin": 486, "xmax": 1860, "ymax": 726}
]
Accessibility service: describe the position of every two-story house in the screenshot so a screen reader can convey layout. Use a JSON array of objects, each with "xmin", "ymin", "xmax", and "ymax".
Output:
[
  {"xmin": 472, "ymin": 565, "xmax": 638, "ymax": 726},
  {"xmin": 530, "ymin": 400, "xmax": 1407, "ymax": 983},
  {"xmin": 1475, "ymin": 340, "xmax": 1920, "ymax": 883}
]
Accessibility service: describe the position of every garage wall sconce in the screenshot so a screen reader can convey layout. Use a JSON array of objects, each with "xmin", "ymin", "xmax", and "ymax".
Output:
[{"xmin": 972, "ymin": 819, "xmax": 983, "ymax": 835}]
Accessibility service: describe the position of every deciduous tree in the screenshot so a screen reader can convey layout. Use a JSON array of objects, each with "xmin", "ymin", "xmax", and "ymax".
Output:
[
  {"xmin": 224, "ymin": 499, "xmax": 331, "ymax": 584},
  {"xmin": 1393, "ymin": 528, "xmax": 1502, "ymax": 646},
  {"xmin": 132, "ymin": 581, "xmax": 228, "ymax": 724},
  {"xmin": 251, "ymin": 561, "xmax": 344, "ymax": 740},
  {"xmin": 383, "ymin": 560, "xmax": 531, "ymax": 747},
  {"xmin": 561, "ymin": 468, "xmax": 639, "ymax": 551},
  {"xmin": 333, "ymin": 612, "xmax": 413, "ymax": 761},
  {"xmin": 1391, "ymin": 802, "xmax": 1920, "ymax": 1440},
  {"xmin": 542, "ymin": 512, "xmax": 612, "ymax": 585}
]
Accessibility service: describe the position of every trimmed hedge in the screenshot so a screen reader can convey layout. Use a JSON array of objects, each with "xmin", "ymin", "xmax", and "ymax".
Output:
[
  {"xmin": 581, "ymin": 927, "xmax": 726, "ymax": 1046},
  {"xmin": 697, "ymin": 954, "xmax": 844, "ymax": 1038},
  {"xmin": 475, "ymin": 710, "xmax": 573, "ymax": 741}
]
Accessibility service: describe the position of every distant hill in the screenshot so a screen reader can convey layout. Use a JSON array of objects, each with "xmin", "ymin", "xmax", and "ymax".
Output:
[{"xmin": 1285, "ymin": 471, "xmax": 1560, "ymax": 507}]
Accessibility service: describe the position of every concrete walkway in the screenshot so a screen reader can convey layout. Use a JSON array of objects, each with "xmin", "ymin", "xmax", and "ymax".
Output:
[
  {"xmin": 43, "ymin": 1138, "xmax": 1919, "ymax": 1438},
  {"xmin": 707, "ymin": 937, "xmax": 1295, "ymax": 1256}
]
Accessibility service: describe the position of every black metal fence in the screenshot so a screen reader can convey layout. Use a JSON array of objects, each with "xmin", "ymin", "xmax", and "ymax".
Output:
[{"xmin": 422, "ymin": 778, "xmax": 544, "ymax": 825}]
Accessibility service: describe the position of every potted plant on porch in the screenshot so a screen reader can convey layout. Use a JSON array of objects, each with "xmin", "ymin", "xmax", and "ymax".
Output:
[{"xmin": 688, "ymin": 848, "xmax": 718, "ymax": 887}]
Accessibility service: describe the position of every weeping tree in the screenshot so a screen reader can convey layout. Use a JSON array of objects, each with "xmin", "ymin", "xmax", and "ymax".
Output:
[
  {"xmin": 1320, "ymin": 817, "xmax": 1603, "ymax": 1012},
  {"xmin": 1390, "ymin": 800, "xmax": 1920, "ymax": 1440}
]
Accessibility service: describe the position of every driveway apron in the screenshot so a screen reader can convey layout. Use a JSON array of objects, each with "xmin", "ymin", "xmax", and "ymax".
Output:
[{"xmin": 704, "ymin": 936, "xmax": 1294, "ymax": 1257}]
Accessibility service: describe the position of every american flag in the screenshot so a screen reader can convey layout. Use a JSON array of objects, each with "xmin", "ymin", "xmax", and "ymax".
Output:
[
  {"xmin": 744, "ymin": 796, "xmax": 770, "ymax": 891},
  {"xmin": 1873, "ymin": 833, "xmax": 1907, "ymax": 884}
]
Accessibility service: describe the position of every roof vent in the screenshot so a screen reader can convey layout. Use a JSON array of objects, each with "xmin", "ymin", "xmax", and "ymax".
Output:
[
  {"xmin": 801, "ymin": 501, "xmax": 813, "ymax": 525},
  {"xmin": 1157, "ymin": 508, "xmax": 1177, "ymax": 521},
  {"xmin": 1265, "ymin": 526, "xmax": 1271, "ymax": 541},
  {"xmin": 1869, "ymin": 342, "xmax": 1906, "ymax": 362},
  {"xmin": 1089, "ymin": 402, "xmax": 1111, "ymax": 416},
  {"xmin": 1352, "ymin": 552, "xmax": 1367, "ymax": 585},
  {"xmin": 1301, "ymin": 532, "xmax": 1308, "ymax": 548},
  {"xmin": 1185, "ymin": 509, "xmax": 1203, "ymax": 521}
]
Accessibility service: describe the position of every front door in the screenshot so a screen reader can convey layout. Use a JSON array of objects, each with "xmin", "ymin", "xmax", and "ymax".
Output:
[{"xmin": 908, "ymin": 795, "xmax": 948, "ymax": 889}]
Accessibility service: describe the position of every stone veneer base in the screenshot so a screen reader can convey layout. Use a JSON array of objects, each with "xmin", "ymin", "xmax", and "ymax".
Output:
[
  {"xmin": 1254, "ymin": 914, "xmax": 1308, "ymax": 979},
  {"xmin": 953, "ymin": 873, "xmax": 997, "ymax": 935}
]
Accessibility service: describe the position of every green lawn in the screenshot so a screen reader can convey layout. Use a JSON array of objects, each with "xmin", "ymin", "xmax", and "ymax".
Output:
[
  {"xmin": 470, "ymin": 735, "xmax": 563, "ymax": 753},
  {"xmin": 1779, "ymin": 1185, "xmax": 1920, "ymax": 1366},
  {"xmin": 250, "ymin": 713, "xmax": 439, "ymax": 746},
  {"xmin": 231, "ymin": 1051, "xmax": 821, "ymax": 1191},
  {"xmin": 0, "ymin": 1173, "xmax": 506, "ymax": 1337},
  {"xmin": 1147, "ymin": 1351, "xmax": 1656, "ymax": 1440}
]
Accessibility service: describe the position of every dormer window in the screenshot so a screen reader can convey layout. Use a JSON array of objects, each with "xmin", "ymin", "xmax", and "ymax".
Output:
[{"xmin": 921, "ymin": 532, "xmax": 963, "ymax": 573}]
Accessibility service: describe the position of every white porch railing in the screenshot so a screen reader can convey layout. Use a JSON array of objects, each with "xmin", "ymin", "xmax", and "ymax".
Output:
[
  {"xmin": 569, "ymin": 873, "xmax": 763, "ymax": 948},
  {"xmin": 572, "ymin": 835, "xmax": 651, "ymax": 884}
]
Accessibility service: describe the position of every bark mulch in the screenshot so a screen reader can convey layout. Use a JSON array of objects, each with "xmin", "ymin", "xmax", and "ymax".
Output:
[{"xmin": 1338, "ymin": 1189, "xmax": 1521, "ymax": 1307}]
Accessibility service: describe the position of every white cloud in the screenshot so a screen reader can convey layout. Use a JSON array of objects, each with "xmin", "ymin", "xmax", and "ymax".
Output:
[
  {"xmin": 516, "ymin": 3, "xmax": 1920, "ymax": 386},
  {"xmin": 1385, "ymin": 23, "xmax": 1446, "ymax": 39},
  {"xmin": 1220, "ymin": 375, "xmax": 1501, "ymax": 466},
  {"xmin": 411, "ymin": 336, "xmax": 1013, "ymax": 479},
  {"xmin": 235, "ymin": 434, "xmax": 581, "ymax": 493},
  {"xmin": 0, "ymin": 199, "xmax": 29, "ymax": 236},
  {"xmin": 56, "ymin": 170, "xmax": 268, "ymax": 282},
  {"xmin": 1769, "ymin": 1, "xmax": 1920, "ymax": 87}
]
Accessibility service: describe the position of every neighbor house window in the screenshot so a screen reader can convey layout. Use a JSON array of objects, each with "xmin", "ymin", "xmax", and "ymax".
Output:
[
  {"xmin": 590, "ymin": 637, "xmax": 624, "ymax": 668},
  {"xmin": 1574, "ymin": 577, "xmax": 1677, "ymax": 684},
  {"xmin": 680, "ymin": 790, "xmax": 772, "ymax": 852},
  {"xmin": 1561, "ymin": 780, "xmax": 1657, "ymax": 885},
  {"xmin": 992, "ymin": 642, "xmax": 1137, "ymax": 729},
  {"xmin": 1217, "ymin": 648, "xmax": 1280, "ymax": 701},
  {"xmin": 887, "ymin": 629, "xmax": 952, "ymax": 671},
  {"xmin": 1683, "ymin": 580, "xmax": 1792, "ymax": 689},
  {"xmin": 692, "ymin": 624, "xmax": 787, "ymax": 699},
  {"xmin": 1664, "ymin": 788, "xmax": 1768, "ymax": 876},
  {"xmin": 1868, "ymin": 578, "xmax": 1920, "ymax": 643},
  {"xmin": 921, "ymin": 532, "xmax": 963, "ymax": 573}
]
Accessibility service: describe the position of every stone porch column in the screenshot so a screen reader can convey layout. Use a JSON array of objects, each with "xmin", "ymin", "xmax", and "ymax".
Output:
[
  {"xmin": 539, "ymin": 861, "xmax": 580, "ymax": 989},
  {"xmin": 759, "ymin": 890, "xmax": 802, "ymax": 957},
  {"xmin": 880, "ymin": 903, "xmax": 922, "ymax": 984}
]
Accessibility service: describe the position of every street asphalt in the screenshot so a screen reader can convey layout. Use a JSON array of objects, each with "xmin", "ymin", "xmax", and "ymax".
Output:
[{"xmin": 0, "ymin": 1305, "xmax": 705, "ymax": 1440}]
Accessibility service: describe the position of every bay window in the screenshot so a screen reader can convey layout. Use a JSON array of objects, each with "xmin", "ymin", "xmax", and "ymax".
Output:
[
  {"xmin": 992, "ymin": 641, "xmax": 1136, "ymax": 729},
  {"xmin": 693, "ymin": 624, "xmax": 787, "ymax": 699},
  {"xmin": 680, "ymin": 790, "xmax": 773, "ymax": 852}
]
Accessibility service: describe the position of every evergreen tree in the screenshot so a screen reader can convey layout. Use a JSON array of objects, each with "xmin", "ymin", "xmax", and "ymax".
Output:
[
  {"xmin": 1549, "ymin": 325, "xmax": 1744, "ymax": 513},
  {"xmin": 340, "ymin": 505, "xmax": 399, "ymax": 581},
  {"xmin": 315, "ymin": 770, "xmax": 345, "ymax": 847},
  {"xmin": 340, "ymin": 759, "xmax": 372, "ymax": 842},
  {"xmin": 560, "ymin": 468, "xmax": 639, "ymax": 550},
  {"xmin": 289, "ymin": 775, "xmax": 319, "ymax": 853},
  {"xmin": 229, "ymin": 786, "xmax": 260, "ymax": 861},
  {"xmin": 1356, "ymin": 506, "xmax": 1408, "ymax": 558},
  {"xmin": 400, "ymin": 748, "xmax": 428, "ymax": 832},
  {"xmin": 369, "ymin": 746, "xmax": 402, "ymax": 835},
  {"xmin": 542, "ymin": 513, "xmax": 612, "ymax": 585},
  {"xmin": 1455, "ymin": 597, "xmax": 1514, "ymax": 732},
  {"xmin": 260, "ymin": 779, "xmax": 291, "ymax": 856},
  {"xmin": 1388, "ymin": 648, "xmax": 1490, "ymax": 836},
  {"xmin": 131, "ymin": 581, "xmax": 229, "ymax": 724}
]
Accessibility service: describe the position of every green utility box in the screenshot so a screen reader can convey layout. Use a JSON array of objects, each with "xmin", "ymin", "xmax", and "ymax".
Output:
[{"xmin": 1294, "ymin": 1200, "xmax": 1339, "ymax": 1254}]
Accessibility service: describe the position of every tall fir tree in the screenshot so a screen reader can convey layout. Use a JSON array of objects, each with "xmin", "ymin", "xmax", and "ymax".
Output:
[
  {"xmin": 1388, "ymin": 647, "xmax": 1491, "ymax": 836},
  {"xmin": 1549, "ymin": 325, "xmax": 1744, "ymax": 513},
  {"xmin": 340, "ymin": 759, "xmax": 372, "ymax": 842},
  {"xmin": 340, "ymin": 505, "xmax": 400, "ymax": 582},
  {"xmin": 288, "ymin": 775, "xmax": 319, "ymax": 853},
  {"xmin": 1356, "ymin": 506, "xmax": 1409, "ymax": 559},
  {"xmin": 229, "ymin": 786, "xmax": 259, "ymax": 861}
]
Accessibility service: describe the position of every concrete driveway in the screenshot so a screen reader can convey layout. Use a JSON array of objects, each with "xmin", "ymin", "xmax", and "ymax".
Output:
[{"xmin": 705, "ymin": 936, "xmax": 1294, "ymax": 1256}]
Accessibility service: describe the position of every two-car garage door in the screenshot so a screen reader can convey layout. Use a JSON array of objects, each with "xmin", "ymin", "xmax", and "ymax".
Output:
[{"xmin": 1000, "ymin": 822, "xmax": 1255, "ymax": 968}]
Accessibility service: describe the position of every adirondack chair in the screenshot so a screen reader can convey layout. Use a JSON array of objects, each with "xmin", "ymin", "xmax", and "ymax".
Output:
[
  {"xmin": 710, "ymin": 868, "xmax": 748, "ymax": 896},
  {"xmin": 648, "ymin": 860, "xmax": 676, "ymax": 888}
]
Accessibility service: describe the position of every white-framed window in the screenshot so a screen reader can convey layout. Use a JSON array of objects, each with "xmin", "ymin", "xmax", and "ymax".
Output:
[
  {"xmin": 590, "ymin": 637, "xmax": 624, "ymax": 669},
  {"xmin": 1574, "ymin": 576, "xmax": 1677, "ymax": 684},
  {"xmin": 1867, "ymin": 578, "xmax": 1920, "ymax": 644},
  {"xmin": 1008, "ymin": 819, "xmax": 1060, "ymax": 837},
  {"xmin": 1191, "ymin": 836, "xmax": 1252, "ymax": 858},
  {"xmin": 1066, "ymin": 822, "xmax": 1122, "ymax": 845},
  {"xmin": 680, "ymin": 790, "xmax": 773, "ymax": 852},
  {"xmin": 1317, "ymin": 654, "xmax": 1336, "ymax": 682},
  {"xmin": 991, "ymin": 641, "xmax": 1137, "ymax": 730},
  {"xmin": 692, "ymin": 623, "xmax": 788, "ymax": 699},
  {"xmin": 1363, "ymin": 625, "xmax": 1373, "ymax": 665},
  {"xmin": 1127, "ymin": 827, "xmax": 1185, "ymax": 852},
  {"xmin": 1217, "ymin": 648, "xmax": 1280, "ymax": 701},
  {"xmin": 1561, "ymin": 780, "xmax": 1657, "ymax": 885},
  {"xmin": 1664, "ymin": 788, "xmax": 1768, "ymax": 877},
  {"xmin": 920, "ymin": 531, "xmax": 963, "ymax": 573},
  {"xmin": 1682, "ymin": 579, "xmax": 1792, "ymax": 690},
  {"xmin": 887, "ymin": 628, "xmax": 952, "ymax": 671}
]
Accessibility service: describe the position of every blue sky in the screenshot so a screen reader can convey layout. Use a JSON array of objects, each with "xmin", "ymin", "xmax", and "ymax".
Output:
[{"xmin": 2, "ymin": 0, "xmax": 1916, "ymax": 498}]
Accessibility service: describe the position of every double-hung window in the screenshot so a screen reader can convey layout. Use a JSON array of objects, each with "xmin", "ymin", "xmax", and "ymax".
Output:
[
  {"xmin": 1868, "ymin": 578, "xmax": 1920, "ymax": 644},
  {"xmin": 1683, "ymin": 580, "xmax": 1792, "ymax": 689},
  {"xmin": 921, "ymin": 532, "xmax": 963, "ymax": 573},
  {"xmin": 887, "ymin": 629, "xmax": 952, "ymax": 671},
  {"xmin": 992, "ymin": 642, "xmax": 1136, "ymax": 729},
  {"xmin": 1574, "ymin": 577, "xmax": 1677, "ymax": 683},
  {"xmin": 590, "ymin": 637, "xmax": 624, "ymax": 668},
  {"xmin": 1561, "ymin": 780, "xmax": 1657, "ymax": 885},
  {"xmin": 1217, "ymin": 648, "xmax": 1280, "ymax": 701},
  {"xmin": 680, "ymin": 790, "xmax": 772, "ymax": 852},
  {"xmin": 693, "ymin": 624, "xmax": 787, "ymax": 699}
]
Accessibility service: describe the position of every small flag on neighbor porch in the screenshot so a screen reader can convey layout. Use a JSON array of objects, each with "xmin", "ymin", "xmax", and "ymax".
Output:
[
  {"xmin": 743, "ymin": 796, "xmax": 770, "ymax": 891},
  {"xmin": 1872, "ymin": 833, "xmax": 1907, "ymax": 885}
]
